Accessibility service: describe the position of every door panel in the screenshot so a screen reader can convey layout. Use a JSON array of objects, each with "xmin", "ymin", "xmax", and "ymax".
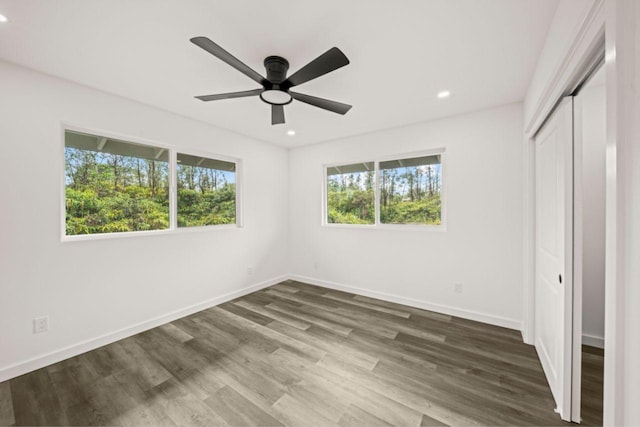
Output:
[{"xmin": 535, "ymin": 97, "xmax": 574, "ymax": 421}]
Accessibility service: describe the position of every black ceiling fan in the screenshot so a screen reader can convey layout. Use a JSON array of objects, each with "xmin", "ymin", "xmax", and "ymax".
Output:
[{"xmin": 190, "ymin": 37, "xmax": 352, "ymax": 125}]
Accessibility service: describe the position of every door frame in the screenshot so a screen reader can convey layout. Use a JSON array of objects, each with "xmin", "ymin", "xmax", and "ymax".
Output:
[{"xmin": 523, "ymin": 0, "xmax": 630, "ymax": 425}]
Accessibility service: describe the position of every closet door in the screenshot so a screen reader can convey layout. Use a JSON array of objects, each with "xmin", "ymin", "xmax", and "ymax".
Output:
[{"xmin": 534, "ymin": 97, "xmax": 574, "ymax": 421}]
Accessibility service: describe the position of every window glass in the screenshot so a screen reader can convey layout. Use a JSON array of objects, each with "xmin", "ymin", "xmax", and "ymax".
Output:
[
  {"xmin": 326, "ymin": 162, "xmax": 375, "ymax": 224},
  {"xmin": 64, "ymin": 130, "xmax": 169, "ymax": 235},
  {"xmin": 379, "ymin": 154, "xmax": 442, "ymax": 225},
  {"xmin": 177, "ymin": 153, "xmax": 236, "ymax": 227}
]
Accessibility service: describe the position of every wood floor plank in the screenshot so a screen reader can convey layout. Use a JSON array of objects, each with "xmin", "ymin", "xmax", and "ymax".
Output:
[
  {"xmin": 157, "ymin": 322, "xmax": 194, "ymax": 344},
  {"xmin": 268, "ymin": 347, "xmax": 424, "ymax": 427},
  {"xmin": 1, "ymin": 280, "xmax": 595, "ymax": 427},
  {"xmin": 283, "ymin": 381, "xmax": 350, "ymax": 423},
  {"xmin": 110, "ymin": 370, "xmax": 175, "ymax": 427},
  {"xmin": 162, "ymin": 395, "xmax": 227, "ymax": 427},
  {"xmin": 269, "ymin": 283, "xmax": 301, "ymax": 294},
  {"xmin": 581, "ymin": 345, "xmax": 604, "ymax": 426},
  {"xmin": 106, "ymin": 338, "xmax": 174, "ymax": 391},
  {"xmin": 264, "ymin": 289, "xmax": 343, "ymax": 312},
  {"xmin": 84, "ymin": 374, "xmax": 138, "ymax": 426},
  {"xmin": 420, "ymin": 413, "xmax": 449, "ymax": 427},
  {"xmin": 338, "ymin": 404, "xmax": 392, "ymax": 427},
  {"xmin": 267, "ymin": 321, "xmax": 378, "ymax": 371},
  {"xmin": 207, "ymin": 306, "xmax": 327, "ymax": 362},
  {"xmin": 353, "ymin": 294, "xmax": 452, "ymax": 322},
  {"xmin": 322, "ymin": 291, "xmax": 412, "ymax": 318},
  {"xmin": 266, "ymin": 299, "xmax": 354, "ymax": 336},
  {"xmin": 284, "ymin": 280, "xmax": 329, "ymax": 295},
  {"xmin": 218, "ymin": 301, "xmax": 275, "ymax": 326},
  {"xmin": 10, "ymin": 369, "xmax": 67, "ymax": 425},
  {"xmin": 272, "ymin": 393, "xmax": 335, "ymax": 427},
  {"xmin": 317, "ymin": 353, "xmax": 481, "ymax": 426},
  {"xmin": 233, "ymin": 299, "xmax": 312, "ymax": 330},
  {"xmin": 0, "ymin": 380, "xmax": 15, "ymax": 426},
  {"xmin": 205, "ymin": 385, "xmax": 283, "ymax": 427}
]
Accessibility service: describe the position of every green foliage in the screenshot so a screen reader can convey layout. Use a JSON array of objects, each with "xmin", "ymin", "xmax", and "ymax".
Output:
[
  {"xmin": 65, "ymin": 186, "xmax": 170, "ymax": 235},
  {"xmin": 380, "ymin": 195, "xmax": 441, "ymax": 225},
  {"xmin": 177, "ymin": 185, "xmax": 236, "ymax": 227},
  {"xmin": 327, "ymin": 171, "xmax": 375, "ymax": 224}
]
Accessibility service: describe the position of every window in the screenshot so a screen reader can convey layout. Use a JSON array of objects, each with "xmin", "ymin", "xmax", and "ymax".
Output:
[
  {"xmin": 65, "ymin": 130, "xmax": 169, "ymax": 235},
  {"xmin": 177, "ymin": 153, "xmax": 236, "ymax": 227},
  {"xmin": 64, "ymin": 129, "xmax": 239, "ymax": 238},
  {"xmin": 380, "ymin": 154, "xmax": 442, "ymax": 225},
  {"xmin": 326, "ymin": 162, "xmax": 375, "ymax": 224},
  {"xmin": 325, "ymin": 151, "xmax": 443, "ymax": 227}
]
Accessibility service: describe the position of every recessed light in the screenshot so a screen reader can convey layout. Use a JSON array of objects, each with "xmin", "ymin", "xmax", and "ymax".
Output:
[
  {"xmin": 437, "ymin": 90, "xmax": 451, "ymax": 99},
  {"xmin": 287, "ymin": 130, "xmax": 296, "ymax": 136},
  {"xmin": 0, "ymin": 14, "xmax": 8, "ymax": 23}
]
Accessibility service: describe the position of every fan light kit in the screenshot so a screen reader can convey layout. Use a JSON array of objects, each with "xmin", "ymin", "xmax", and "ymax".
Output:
[
  {"xmin": 190, "ymin": 37, "xmax": 352, "ymax": 125},
  {"xmin": 0, "ymin": 14, "xmax": 8, "ymax": 23}
]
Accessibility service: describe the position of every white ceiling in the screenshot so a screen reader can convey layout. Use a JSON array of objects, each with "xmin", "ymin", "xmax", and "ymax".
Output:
[{"xmin": 0, "ymin": 0, "xmax": 558, "ymax": 148}]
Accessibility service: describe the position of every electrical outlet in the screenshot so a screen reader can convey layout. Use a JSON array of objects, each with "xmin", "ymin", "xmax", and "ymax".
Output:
[
  {"xmin": 247, "ymin": 266, "xmax": 254, "ymax": 275},
  {"xmin": 33, "ymin": 316, "xmax": 49, "ymax": 333},
  {"xmin": 454, "ymin": 282, "xmax": 463, "ymax": 293}
]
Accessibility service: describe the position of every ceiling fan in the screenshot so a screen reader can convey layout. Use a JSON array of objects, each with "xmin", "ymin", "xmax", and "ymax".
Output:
[{"xmin": 190, "ymin": 37, "xmax": 352, "ymax": 125}]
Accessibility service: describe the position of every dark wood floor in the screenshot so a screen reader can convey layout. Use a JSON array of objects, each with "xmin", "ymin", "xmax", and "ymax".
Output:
[
  {"xmin": 0, "ymin": 280, "xmax": 603, "ymax": 426},
  {"xmin": 581, "ymin": 345, "xmax": 604, "ymax": 426}
]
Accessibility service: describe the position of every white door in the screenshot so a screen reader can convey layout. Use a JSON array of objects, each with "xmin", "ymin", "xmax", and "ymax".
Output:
[{"xmin": 535, "ymin": 97, "xmax": 574, "ymax": 421}]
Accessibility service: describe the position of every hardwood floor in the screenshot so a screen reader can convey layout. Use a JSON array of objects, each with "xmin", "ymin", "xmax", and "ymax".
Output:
[
  {"xmin": 0, "ymin": 280, "xmax": 600, "ymax": 426},
  {"xmin": 581, "ymin": 345, "xmax": 604, "ymax": 426}
]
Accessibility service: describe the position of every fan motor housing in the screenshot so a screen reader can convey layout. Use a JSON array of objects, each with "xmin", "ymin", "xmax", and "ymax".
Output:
[
  {"xmin": 260, "ymin": 56, "xmax": 293, "ymax": 105},
  {"xmin": 264, "ymin": 56, "xmax": 289, "ymax": 83}
]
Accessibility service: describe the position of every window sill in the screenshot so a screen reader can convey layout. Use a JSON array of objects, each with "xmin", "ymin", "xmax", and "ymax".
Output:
[
  {"xmin": 321, "ymin": 223, "xmax": 446, "ymax": 232},
  {"xmin": 61, "ymin": 224, "xmax": 241, "ymax": 242}
]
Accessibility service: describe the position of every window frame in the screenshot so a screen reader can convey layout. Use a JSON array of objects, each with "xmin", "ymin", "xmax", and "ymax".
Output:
[
  {"xmin": 61, "ymin": 123, "xmax": 242, "ymax": 242},
  {"xmin": 322, "ymin": 148, "xmax": 446, "ymax": 231}
]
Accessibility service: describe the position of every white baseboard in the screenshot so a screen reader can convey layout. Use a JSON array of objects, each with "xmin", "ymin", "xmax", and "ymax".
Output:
[
  {"xmin": 582, "ymin": 333, "xmax": 605, "ymax": 349},
  {"xmin": 288, "ymin": 274, "xmax": 522, "ymax": 331},
  {"xmin": 0, "ymin": 275, "xmax": 287, "ymax": 383}
]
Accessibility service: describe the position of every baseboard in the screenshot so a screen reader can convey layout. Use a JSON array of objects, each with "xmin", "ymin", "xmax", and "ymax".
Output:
[
  {"xmin": 288, "ymin": 274, "xmax": 522, "ymax": 331},
  {"xmin": 0, "ymin": 275, "xmax": 287, "ymax": 383},
  {"xmin": 582, "ymin": 333, "xmax": 605, "ymax": 349}
]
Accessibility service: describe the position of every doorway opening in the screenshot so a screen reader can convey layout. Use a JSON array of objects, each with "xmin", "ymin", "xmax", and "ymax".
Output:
[{"xmin": 573, "ymin": 64, "xmax": 606, "ymax": 425}]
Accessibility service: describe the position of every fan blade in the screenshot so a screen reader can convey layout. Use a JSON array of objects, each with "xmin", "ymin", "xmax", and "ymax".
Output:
[
  {"xmin": 290, "ymin": 92, "xmax": 352, "ymax": 115},
  {"xmin": 191, "ymin": 37, "xmax": 266, "ymax": 86},
  {"xmin": 272, "ymin": 105, "xmax": 285, "ymax": 125},
  {"xmin": 284, "ymin": 47, "xmax": 349, "ymax": 87},
  {"xmin": 195, "ymin": 88, "xmax": 263, "ymax": 102}
]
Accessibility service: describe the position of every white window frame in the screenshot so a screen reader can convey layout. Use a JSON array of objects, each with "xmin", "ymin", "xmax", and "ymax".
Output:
[
  {"xmin": 322, "ymin": 148, "xmax": 446, "ymax": 231},
  {"xmin": 61, "ymin": 123, "xmax": 242, "ymax": 242}
]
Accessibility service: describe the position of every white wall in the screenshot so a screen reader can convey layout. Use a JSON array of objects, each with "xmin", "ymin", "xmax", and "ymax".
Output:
[
  {"xmin": 289, "ymin": 104, "xmax": 524, "ymax": 329},
  {"xmin": 0, "ymin": 60, "xmax": 290, "ymax": 381},
  {"xmin": 577, "ymin": 75, "xmax": 606, "ymax": 347},
  {"xmin": 524, "ymin": 0, "xmax": 595, "ymax": 127}
]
